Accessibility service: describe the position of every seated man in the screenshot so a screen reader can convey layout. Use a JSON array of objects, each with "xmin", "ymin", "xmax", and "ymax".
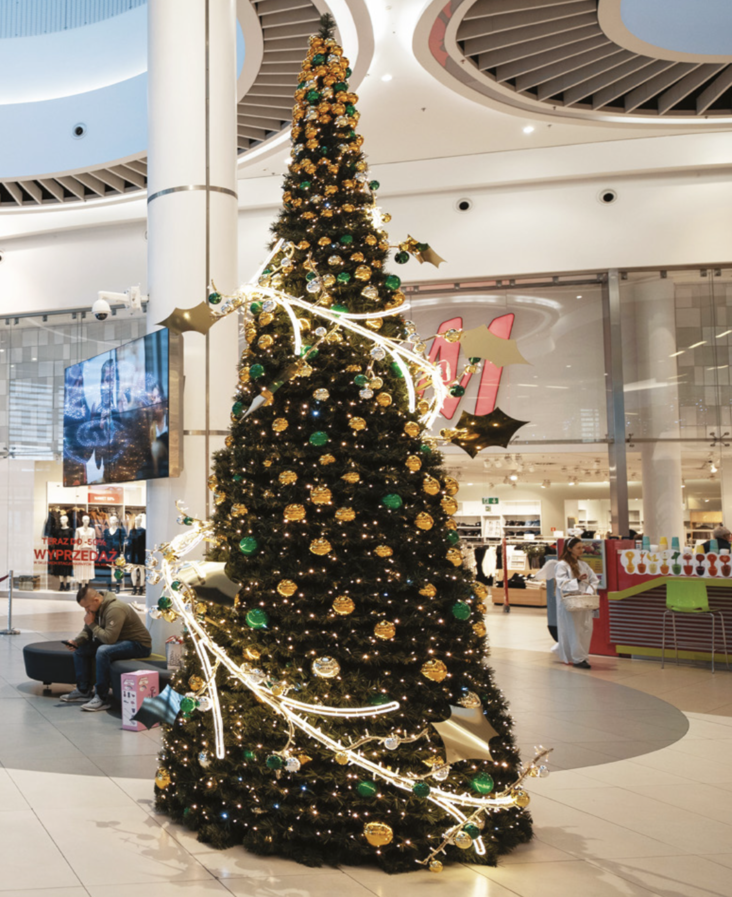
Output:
[{"xmin": 60, "ymin": 584, "xmax": 152, "ymax": 712}]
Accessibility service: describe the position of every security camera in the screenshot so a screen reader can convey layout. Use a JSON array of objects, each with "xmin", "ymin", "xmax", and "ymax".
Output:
[
  {"xmin": 455, "ymin": 198, "xmax": 473, "ymax": 212},
  {"xmin": 92, "ymin": 298, "xmax": 111, "ymax": 321}
]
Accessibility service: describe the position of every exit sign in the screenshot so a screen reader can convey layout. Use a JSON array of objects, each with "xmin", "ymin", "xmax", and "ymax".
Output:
[{"xmin": 482, "ymin": 497, "xmax": 499, "ymax": 505}]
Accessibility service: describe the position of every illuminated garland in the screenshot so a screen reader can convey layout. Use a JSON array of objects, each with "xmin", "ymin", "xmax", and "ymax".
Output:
[{"xmin": 149, "ymin": 509, "xmax": 551, "ymax": 871}]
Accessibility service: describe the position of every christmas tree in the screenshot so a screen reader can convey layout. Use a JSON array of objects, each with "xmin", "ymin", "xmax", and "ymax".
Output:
[{"xmin": 152, "ymin": 16, "xmax": 539, "ymax": 874}]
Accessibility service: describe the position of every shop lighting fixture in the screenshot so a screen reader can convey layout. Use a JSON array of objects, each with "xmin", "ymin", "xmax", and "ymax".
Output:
[
  {"xmin": 710, "ymin": 463, "xmax": 718, "ymax": 473},
  {"xmin": 689, "ymin": 341, "xmax": 707, "ymax": 349},
  {"xmin": 716, "ymin": 330, "xmax": 732, "ymax": 338},
  {"xmin": 509, "ymin": 474, "xmax": 518, "ymax": 481},
  {"xmin": 669, "ymin": 351, "xmax": 684, "ymax": 357},
  {"xmin": 568, "ymin": 479, "xmax": 576, "ymax": 486},
  {"xmin": 541, "ymin": 479, "xmax": 551, "ymax": 488},
  {"xmin": 523, "ymin": 125, "xmax": 535, "ymax": 134}
]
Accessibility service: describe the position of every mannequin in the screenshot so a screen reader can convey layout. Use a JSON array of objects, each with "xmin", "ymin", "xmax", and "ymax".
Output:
[
  {"xmin": 73, "ymin": 514, "xmax": 97, "ymax": 587},
  {"xmin": 104, "ymin": 514, "xmax": 126, "ymax": 593},
  {"xmin": 55, "ymin": 514, "xmax": 74, "ymax": 592},
  {"xmin": 127, "ymin": 513, "xmax": 147, "ymax": 596}
]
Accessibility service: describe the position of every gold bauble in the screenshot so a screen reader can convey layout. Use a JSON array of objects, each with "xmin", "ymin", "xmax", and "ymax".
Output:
[
  {"xmin": 441, "ymin": 497, "xmax": 459, "ymax": 515},
  {"xmin": 272, "ymin": 418, "xmax": 289, "ymax": 433},
  {"xmin": 444, "ymin": 476, "xmax": 460, "ymax": 496},
  {"xmin": 417, "ymin": 399, "xmax": 430, "ymax": 415},
  {"xmin": 420, "ymin": 583, "xmax": 437, "ymax": 597},
  {"xmin": 263, "ymin": 459, "xmax": 273, "ymax": 467},
  {"xmin": 195, "ymin": 602, "xmax": 208, "ymax": 615},
  {"xmin": 155, "ymin": 768, "xmax": 171, "ymax": 790},
  {"xmin": 416, "ymin": 512, "xmax": 434, "ymax": 531},
  {"xmin": 239, "ymin": 366, "xmax": 251, "ymax": 383},
  {"xmin": 423, "ymin": 476, "xmax": 440, "ymax": 496},
  {"xmin": 335, "ymin": 751, "xmax": 349, "ymax": 765},
  {"xmin": 323, "ymin": 274, "xmax": 336, "ymax": 287},
  {"xmin": 333, "ymin": 595, "xmax": 355, "ymax": 615},
  {"xmin": 473, "ymin": 582, "xmax": 489, "ymax": 600},
  {"xmin": 162, "ymin": 609, "xmax": 178, "ymax": 623},
  {"xmin": 231, "ymin": 503, "xmax": 248, "ymax": 517},
  {"xmin": 259, "ymin": 312, "xmax": 275, "ymax": 326},
  {"xmin": 349, "ymin": 417, "xmax": 367, "ymax": 431},
  {"xmin": 429, "ymin": 860, "xmax": 444, "ymax": 873},
  {"xmin": 243, "ymin": 645, "xmax": 261, "ymax": 661},
  {"xmin": 207, "ymin": 475, "xmax": 218, "ymax": 490},
  {"xmin": 335, "ymin": 507, "xmax": 356, "ymax": 521},
  {"xmin": 279, "ymin": 470, "xmax": 298, "ymax": 485},
  {"xmin": 298, "ymin": 317, "xmax": 312, "ymax": 333},
  {"xmin": 370, "ymin": 377, "xmax": 384, "ymax": 389},
  {"xmin": 310, "ymin": 538, "xmax": 332, "ymax": 556},
  {"xmin": 374, "ymin": 621, "xmax": 396, "ymax": 640},
  {"xmin": 270, "ymin": 683, "xmax": 286, "ymax": 697},
  {"xmin": 311, "ymin": 485, "xmax": 333, "ymax": 504},
  {"xmin": 476, "ymin": 603, "xmax": 487, "ymax": 614},
  {"xmin": 366, "ymin": 318, "xmax": 383, "ymax": 331},
  {"xmin": 298, "ymin": 754, "xmax": 313, "ymax": 766},
  {"xmin": 512, "ymin": 790, "xmax": 531, "ymax": 809},
  {"xmin": 346, "ymin": 365, "xmax": 362, "ymax": 372},
  {"xmin": 343, "ymin": 203, "xmax": 355, "ymax": 213},
  {"xmin": 312, "ymin": 655, "xmax": 340, "ymax": 678},
  {"xmin": 342, "ymin": 471, "xmax": 360, "ymax": 483},
  {"xmin": 404, "ymin": 421, "xmax": 421, "ymax": 437},
  {"xmin": 214, "ymin": 492, "xmax": 227, "ymax": 506},
  {"xmin": 354, "ymin": 265, "xmax": 372, "ymax": 282},
  {"xmin": 473, "ymin": 621, "xmax": 487, "ymax": 637},
  {"xmin": 454, "ymin": 831, "xmax": 473, "ymax": 850},
  {"xmin": 364, "ymin": 822, "xmax": 393, "ymax": 847},
  {"xmin": 318, "ymin": 236, "xmax": 331, "ymax": 246},
  {"xmin": 374, "ymin": 545, "xmax": 393, "ymax": 558},
  {"xmin": 188, "ymin": 676, "xmax": 204, "ymax": 691},
  {"xmin": 325, "ymin": 331, "xmax": 343, "ymax": 344},
  {"xmin": 445, "ymin": 519, "xmax": 457, "ymax": 530},
  {"xmin": 350, "ymin": 252, "xmax": 365, "ymax": 262},
  {"xmin": 284, "ymin": 504, "xmax": 306, "ymax": 522},
  {"xmin": 277, "ymin": 579, "xmax": 298, "ymax": 597},
  {"xmin": 446, "ymin": 548, "xmax": 462, "ymax": 566},
  {"xmin": 365, "ymin": 234, "xmax": 377, "ymax": 245},
  {"xmin": 313, "ymin": 388, "xmax": 330, "ymax": 401},
  {"xmin": 421, "ymin": 659, "xmax": 448, "ymax": 682},
  {"xmin": 298, "ymin": 240, "xmax": 310, "ymax": 250},
  {"xmin": 376, "ymin": 393, "xmax": 392, "ymax": 407},
  {"xmin": 406, "ymin": 455, "xmax": 422, "ymax": 472},
  {"xmin": 320, "ymin": 454, "xmax": 336, "ymax": 466}
]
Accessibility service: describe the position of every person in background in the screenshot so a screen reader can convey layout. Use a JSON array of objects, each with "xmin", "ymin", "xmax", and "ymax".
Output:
[
  {"xmin": 703, "ymin": 526, "xmax": 731, "ymax": 554},
  {"xmin": 553, "ymin": 537, "xmax": 599, "ymax": 670}
]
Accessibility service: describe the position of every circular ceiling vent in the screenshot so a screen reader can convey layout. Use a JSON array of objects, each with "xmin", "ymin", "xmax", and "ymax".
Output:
[{"xmin": 416, "ymin": 0, "xmax": 732, "ymax": 124}]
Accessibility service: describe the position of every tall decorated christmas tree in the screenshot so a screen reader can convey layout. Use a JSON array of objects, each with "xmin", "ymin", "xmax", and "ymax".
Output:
[{"xmin": 151, "ymin": 16, "xmax": 540, "ymax": 874}]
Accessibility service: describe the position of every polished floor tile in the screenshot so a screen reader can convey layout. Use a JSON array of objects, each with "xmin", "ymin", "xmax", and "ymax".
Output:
[
  {"xmin": 590, "ymin": 854, "xmax": 732, "ymax": 897},
  {"xmin": 0, "ymin": 810, "xmax": 81, "ymax": 890}
]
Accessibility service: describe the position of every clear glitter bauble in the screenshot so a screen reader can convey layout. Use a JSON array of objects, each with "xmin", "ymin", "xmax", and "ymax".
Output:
[
  {"xmin": 328, "ymin": 255, "xmax": 343, "ymax": 267},
  {"xmin": 176, "ymin": 515, "xmax": 186, "ymax": 525},
  {"xmin": 249, "ymin": 668, "xmax": 267, "ymax": 684},
  {"xmin": 432, "ymin": 764, "xmax": 451, "ymax": 781},
  {"xmin": 198, "ymin": 751, "xmax": 211, "ymax": 768},
  {"xmin": 321, "ymin": 87, "xmax": 334, "ymax": 99},
  {"xmin": 282, "ymin": 241, "xmax": 295, "ymax": 253},
  {"xmin": 538, "ymin": 765, "xmax": 550, "ymax": 777},
  {"xmin": 285, "ymin": 756, "xmax": 301, "ymax": 773},
  {"xmin": 315, "ymin": 327, "xmax": 327, "ymax": 337},
  {"xmin": 197, "ymin": 696, "xmax": 213, "ymax": 712},
  {"xmin": 359, "ymin": 388, "xmax": 374, "ymax": 399},
  {"xmin": 370, "ymin": 346, "xmax": 387, "ymax": 360},
  {"xmin": 149, "ymin": 608, "xmax": 162, "ymax": 620},
  {"xmin": 310, "ymin": 194, "xmax": 323, "ymax": 206},
  {"xmin": 262, "ymin": 299, "xmax": 276, "ymax": 312},
  {"xmin": 306, "ymin": 280, "xmax": 322, "ymax": 294},
  {"xmin": 361, "ymin": 286, "xmax": 379, "ymax": 300},
  {"xmin": 314, "ymin": 388, "xmax": 330, "ymax": 400},
  {"xmin": 384, "ymin": 736, "xmax": 400, "ymax": 750},
  {"xmin": 147, "ymin": 572, "xmax": 162, "ymax": 585}
]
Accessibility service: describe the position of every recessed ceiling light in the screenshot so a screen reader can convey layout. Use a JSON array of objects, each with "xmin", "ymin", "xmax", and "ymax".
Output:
[
  {"xmin": 509, "ymin": 474, "xmax": 518, "ymax": 481},
  {"xmin": 522, "ymin": 125, "xmax": 535, "ymax": 134},
  {"xmin": 576, "ymin": 295, "xmax": 582, "ymax": 299},
  {"xmin": 381, "ymin": 73, "xmax": 393, "ymax": 82}
]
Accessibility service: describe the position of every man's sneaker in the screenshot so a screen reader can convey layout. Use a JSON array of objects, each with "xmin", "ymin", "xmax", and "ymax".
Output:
[
  {"xmin": 81, "ymin": 694, "xmax": 112, "ymax": 712},
  {"xmin": 60, "ymin": 688, "xmax": 92, "ymax": 703}
]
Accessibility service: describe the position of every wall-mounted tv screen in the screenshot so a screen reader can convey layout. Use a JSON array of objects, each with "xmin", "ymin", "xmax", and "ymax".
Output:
[{"xmin": 63, "ymin": 329, "xmax": 181, "ymax": 486}]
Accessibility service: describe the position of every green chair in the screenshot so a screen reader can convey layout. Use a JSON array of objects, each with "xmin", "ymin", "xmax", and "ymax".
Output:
[{"xmin": 661, "ymin": 580, "xmax": 730, "ymax": 673}]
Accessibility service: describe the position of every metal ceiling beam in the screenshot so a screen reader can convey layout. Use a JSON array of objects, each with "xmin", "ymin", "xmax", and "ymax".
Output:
[
  {"xmin": 112, "ymin": 165, "xmax": 146, "ymax": 189},
  {"xmin": 462, "ymin": 12, "xmax": 596, "ymax": 55},
  {"xmin": 561, "ymin": 55, "xmax": 651, "ymax": 105},
  {"xmin": 459, "ymin": 1, "xmax": 595, "ymax": 40},
  {"xmin": 515, "ymin": 43, "xmax": 620, "ymax": 92},
  {"xmin": 495, "ymin": 34, "xmax": 608, "ymax": 81},
  {"xmin": 261, "ymin": 9, "xmax": 321, "ymax": 29},
  {"xmin": 696, "ymin": 67, "xmax": 732, "ymax": 114},
  {"xmin": 592, "ymin": 60, "xmax": 676, "ymax": 109},
  {"xmin": 256, "ymin": 0, "xmax": 314, "ymax": 13},
  {"xmin": 55, "ymin": 177, "xmax": 86, "ymax": 201},
  {"xmin": 19, "ymin": 180, "xmax": 43, "ymax": 204},
  {"xmin": 74, "ymin": 173, "xmax": 107, "ymax": 197},
  {"xmin": 477, "ymin": 24, "xmax": 601, "ymax": 69},
  {"xmin": 657, "ymin": 64, "xmax": 726, "ymax": 114},
  {"xmin": 538, "ymin": 50, "xmax": 634, "ymax": 101},
  {"xmin": 124, "ymin": 159, "xmax": 147, "ymax": 175},
  {"xmin": 3, "ymin": 181, "xmax": 24, "ymax": 205},
  {"xmin": 92, "ymin": 169, "xmax": 126, "ymax": 193},
  {"xmin": 623, "ymin": 63, "xmax": 697, "ymax": 113},
  {"xmin": 38, "ymin": 179, "xmax": 65, "ymax": 202},
  {"xmin": 463, "ymin": 0, "xmax": 589, "ymax": 18}
]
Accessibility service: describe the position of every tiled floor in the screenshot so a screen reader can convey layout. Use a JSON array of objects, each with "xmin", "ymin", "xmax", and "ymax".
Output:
[{"xmin": 1, "ymin": 595, "xmax": 731, "ymax": 896}]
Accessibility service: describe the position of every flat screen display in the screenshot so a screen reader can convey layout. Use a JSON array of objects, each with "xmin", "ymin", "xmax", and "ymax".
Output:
[{"xmin": 63, "ymin": 329, "xmax": 179, "ymax": 486}]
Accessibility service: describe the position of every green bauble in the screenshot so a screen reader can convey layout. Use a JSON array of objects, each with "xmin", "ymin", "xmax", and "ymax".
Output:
[
  {"xmin": 306, "ymin": 271, "xmax": 317, "ymax": 281},
  {"xmin": 250, "ymin": 364, "xmax": 265, "ymax": 379},
  {"xmin": 183, "ymin": 516, "xmax": 193, "ymax": 525},
  {"xmin": 385, "ymin": 274, "xmax": 401, "ymax": 290},
  {"xmin": 208, "ymin": 292, "xmax": 222, "ymax": 305},
  {"xmin": 394, "ymin": 251, "xmax": 409, "ymax": 264},
  {"xmin": 357, "ymin": 780, "xmax": 377, "ymax": 798},
  {"xmin": 339, "ymin": 234, "xmax": 353, "ymax": 245},
  {"xmin": 300, "ymin": 180, "xmax": 311, "ymax": 190},
  {"xmin": 451, "ymin": 601, "xmax": 471, "ymax": 621},
  {"xmin": 312, "ymin": 53, "xmax": 326, "ymax": 64},
  {"xmin": 320, "ymin": 146, "xmax": 330, "ymax": 156},
  {"xmin": 300, "ymin": 344, "xmax": 319, "ymax": 358},
  {"xmin": 332, "ymin": 304, "xmax": 349, "ymax": 315},
  {"xmin": 449, "ymin": 385, "xmax": 466, "ymax": 397},
  {"xmin": 469, "ymin": 357, "xmax": 481, "ymax": 364},
  {"xmin": 369, "ymin": 180, "xmax": 380, "ymax": 191},
  {"xmin": 243, "ymin": 749, "xmax": 257, "ymax": 761},
  {"xmin": 239, "ymin": 537, "xmax": 259, "ymax": 556},
  {"xmin": 114, "ymin": 569, "xmax": 123, "ymax": 581},
  {"xmin": 180, "ymin": 697, "xmax": 197, "ymax": 714},
  {"xmin": 354, "ymin": 374, "xmax": 369, "ymax": 387},
  {"xmin": 419, "ymin": 443, "xmax": 433, "ymax": 453},
  {"xmin": 390, "ymin": 362, "xmax": 404, "ymax": 378},
  {"xmin": 232, "ymin": 401, "xmax": 244, "ymax": 416},
  {"xmin": 232, "ymin": 474, "xmax": 243, "ymax": 483},
  {"xmin": 266, "ymin": 754, "xmax": 284, "ymax": 770},
  {"xmin": 250, "ymin": 300, "xmax": 263, "ymax": 314},
  {"xmin": 463, "ymin": 823, "xmax": 481, "ymax": 839},
  {"xmin": 306, "ymin": 89, "xmax": 320, "ymax": 103},
  {"xmin": 158, "ymin": 596, "xmax": 172, "ymax": 611},
  {"xmin": 412, "ymin": 782, "xmax": 431, "ymax": 798},
  {"xmin": 446, "ymin": 530, "xmax": 460, "ymax": 545},
  {"xmin": 369, "ymin": 693, "xmax": 391, "ymax": 705},
  {"xmin": 382, "ymin": 493, "xmax": 403, "ymax": 510},
  {"xmin": 471, "ymin": 772, "xmax": 495, "ymax": 795},
  {"xmin": 346, "ymin": 67, "xmax": 352, "ymax": 77},
  {"xmin": 171, "ymin": 580, "xmax": 182, "ymax": 591},
  {"xmin": 309, "ymin": 430, "xmax": 329, "ymax": 446},
  {"xmin": 337, "ymin": 272, "xmax": 351, "ymax": 284},
  {"xmin": 346, "ymin": 104, "xmax": 355, "ymax": 115},
  {"xmin": 334, "ymin": 82, "xmax": 347, "ymax": 92},
  {"xmin": 246, "ymin": 608, "xmax": 269, "ymax": 630}
]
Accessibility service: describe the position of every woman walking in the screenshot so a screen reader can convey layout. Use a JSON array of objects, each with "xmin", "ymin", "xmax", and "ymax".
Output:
[{"xmin": 553, "ymin": 537, "xmax": 599, "ymax": 669}]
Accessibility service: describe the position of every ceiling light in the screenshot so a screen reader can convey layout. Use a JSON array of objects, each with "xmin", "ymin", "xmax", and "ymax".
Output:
[
  {"xmin": 381, "ymin": 73, "xmax": 393, "ymax": 82},
  {"xmin": 523, "ymin": 125, "xmax": 535, "ymax": 134},
  {"xmin": 716, "ymin": 330, "xmax": 732, "ymax": 338},
  {"xmin": 711, "ymin": 463, "xmax": 718, "ymax": 473},
  {"xmin": 568, "ymin": 479, "xmax": 576, "ymax": 486},
  {"xmin": 509, "ymin": 474, "xmax": 518, "ymax": 481},
  {"xmin": 576, "ymin": 295, "xmax": 582, "ymax": 299},
  {"xmin": 689, "ymin": 341, "xmax": 707, "ymax": 349},
  {"xmin": 541, "ymin": 479, "xmax": 550, "ymax": 489}
]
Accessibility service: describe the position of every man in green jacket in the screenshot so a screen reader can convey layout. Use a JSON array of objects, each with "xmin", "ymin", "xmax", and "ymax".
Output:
[{"xmin": 60, "ymin": 584, "xmax": 152, "ymax": 712}]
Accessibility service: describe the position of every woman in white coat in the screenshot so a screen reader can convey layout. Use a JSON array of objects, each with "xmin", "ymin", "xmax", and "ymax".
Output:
[{"xmin": 553, "ymin": 537, "xmax": 599, "ymax": 669}]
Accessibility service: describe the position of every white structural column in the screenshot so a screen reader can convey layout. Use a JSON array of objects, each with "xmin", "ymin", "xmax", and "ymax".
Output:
[
  {"xmin": 633, "ymin": 279, "xmax": 685, "ymax": 544},
  {"xmin": 146, "ymin": 0, "xmax": 239, "ymax": 641}
]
